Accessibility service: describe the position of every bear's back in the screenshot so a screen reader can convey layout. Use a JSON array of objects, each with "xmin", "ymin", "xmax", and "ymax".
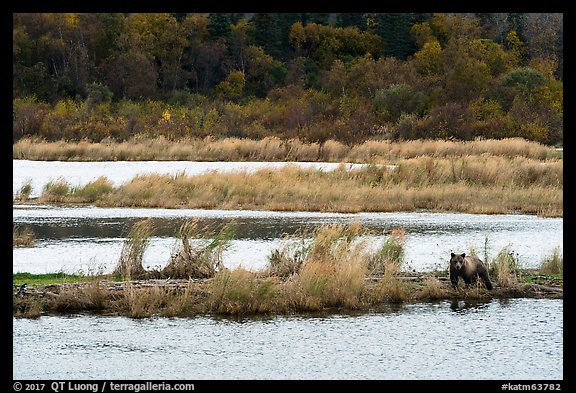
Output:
[{"xmin": 463, "ymin": 255, "xmax": 486, "ymax": 273}]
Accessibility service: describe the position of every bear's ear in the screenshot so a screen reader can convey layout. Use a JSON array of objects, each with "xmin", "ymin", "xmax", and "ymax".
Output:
[
  {"xmin": 461, "ymin": 253, "xmax": 466, "ymax": 258},
  {"xmin": 451, "ymin": 252, "xmax": 455, "ymax": 258}
]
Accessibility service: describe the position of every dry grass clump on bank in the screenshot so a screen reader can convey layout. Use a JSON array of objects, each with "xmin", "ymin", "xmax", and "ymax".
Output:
[
  {"xmin": 112, "ymin": 219, "xmax": 235, "ymax": 281},
  {"xmin": 13, "ymin": 237, "xmax": 563, "ymax": 319},
  {"xmin": 207, "ymin": 268, "xmax": 285, "ymax": 314},
  {"xmin": 113, "ymin": 219, "xmax": 154, "ymax": 280},
  {"xmin": 263, "ymin": 223, "xmax": 412, "ymax": 310},
  {"xmin": 14, "ymin": 179, "xmax": 33, "ymax": 202},
  {"xmin": 160, "ymin": 220, "xmax": 234, "ymax": 279},
  {"xmin": 489, "ymin": 247, "xmax": 523, "ymax": 288},
  {"xmin": 283, "ymin": 223, "xmax": 373, "ymax": 310},
  {"xmin": 35, "ymin": 153, "xmax": 562, "ymax": 217},
  {"xmin": 37, "ymin": 176, "xmax": 114, "ymax": 204},
  {"xmin": 412, "ymin": 277, "xmax": 452, "ymax": 301},
  {"xmin": 13, "ymin": 225, "xmax": 36, "ymax": 248},
  {"xmin": 538, "ymin": 247, "xmax": 563, "ymax": 275},
  {"xmin": 13, "ymin": 136, "xmax": 561, "ymax": 162}
]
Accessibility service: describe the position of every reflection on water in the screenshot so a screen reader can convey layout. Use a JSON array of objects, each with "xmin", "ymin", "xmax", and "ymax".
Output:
[
  {"xmin": 13, "ymin": 298, "xmax": 563, "ymax": 380},
  {"xmin": 13, "ymin": 205, "xmax": 562, "ymax": 274}
]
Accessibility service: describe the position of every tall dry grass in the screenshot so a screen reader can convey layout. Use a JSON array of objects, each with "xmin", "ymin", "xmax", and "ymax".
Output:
[
  {"xmin": 489, "ymin": 246, "xmax": 523, "ymax": 288},
  {"xmin": 69, "ymin": 155, "xmax": 561, "ymax": 217},
  {"xmin": 412, "ymin": 277, "xmax": 451, "ymax": 301},
  {"xmin": 113, "ymin": 219, "xmax": 154, "ymax": 280},
  {"xmin": 13, "ymin": 225, "xmax": 36, "ymax": 248},
  {"xmin": 208, "ymin": 268, "xmax": 284, "ymax": 314},
  {"xmin": 13, "ymin": 136, "xmax": 561, "ymax": 162},
  {"xmin": 161, "ymin": 220, "xmax": 233, "ymax": 279},
  {"xmin": 538, "ymin": 247, "xmax": 563, "ymax": 275},
  {"xmin": 367, "ymin": 228, "xmax": 406, "ymax": 276},
  {"xmin": 264, "ymin": 223, "xmax": 411, "ymax": 310},
  {"xmin": 285, "ymin": 223, "xmax": 371, "ymax": 310}
]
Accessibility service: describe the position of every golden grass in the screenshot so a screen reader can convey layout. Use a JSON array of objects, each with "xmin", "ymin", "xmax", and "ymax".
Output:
[
  {"xmin": 161, "ymin": 220, "xmax": 232, "ymax": 279},
  {"xmin": 489, "ymin": 246, "xmax": 522, "ymax": 288},
  {"xmin": 113, "ymin": 219, "xmax": 154, "ymax": 280},
  {"xmin": 13, "ymin": 225, "xmax": 36, "ymax": 248},
  {"xmin": 33, "ymin": 154, "xmax": 560, "ymax": 217},
  {"xmin": 412, "ymin": 277, "xmax": 451, "ymax": 301},
  {"xmin": 13, "ymin": 136, "xmax": 561, "ymax": 162},
  {"xmin": 19, "ymin": 137, "xmax": 563, "ymax": 217},
  {"xmin": 538, "ymin": 247, "xmax": 563, "ymax": 275},
  {"xmin": 208, "ymin": 268, "xmax": 285, "ymax": 314}
]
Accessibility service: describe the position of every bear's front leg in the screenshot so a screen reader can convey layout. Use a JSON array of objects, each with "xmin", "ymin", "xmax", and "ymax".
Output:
[{"xmin": 450, "ymin": 273, "xmax": 459, "ymax": 289}]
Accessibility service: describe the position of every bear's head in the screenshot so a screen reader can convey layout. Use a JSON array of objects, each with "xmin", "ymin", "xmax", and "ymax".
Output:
[{"xmin": 450, "ymin": 252, "xmax": 466, "ymax": 270}]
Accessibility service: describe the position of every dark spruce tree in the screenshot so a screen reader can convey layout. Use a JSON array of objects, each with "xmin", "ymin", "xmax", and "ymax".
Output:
[
  {"xmin": 336, "ymin": 13, "xmax": 368, "ymax": 30},
  {"xmin": 376, "ymin": 13, "xmax": 431, "ymax": 59},
  {"xmin": 208, "ymin": 13, "xmax": 234, "ymax": 41}
]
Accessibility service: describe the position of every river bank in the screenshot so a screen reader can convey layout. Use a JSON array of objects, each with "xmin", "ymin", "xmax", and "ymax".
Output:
[
  {"xmin": 13, "ymin": 269, "xmax": 563, "ymax": 319},
  {"xmin": 14, "ymin": 156, "xmax": 562, "ymax": 217}
]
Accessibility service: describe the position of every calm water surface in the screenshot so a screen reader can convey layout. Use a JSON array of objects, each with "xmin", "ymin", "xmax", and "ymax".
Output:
[
  {"xmin": 12, "ymin": 160, "xmax": 563, "ymax": 381},
  {"xmin": 13, "ymin": 298, "xmax": 563, "ymax": 380},
  {"xmin": 13, "ymin": 205, "xmax": 562, "ymax": 274}
]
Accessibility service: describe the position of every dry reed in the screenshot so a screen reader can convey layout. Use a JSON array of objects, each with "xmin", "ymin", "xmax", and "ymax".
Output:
[
  {"xmin": 13, "ymin": 225, "xmax": 36, "ymax": 248},
  {"xmin": 161, "ymin": 220, "xmax": 233, "ymax": 279},
  {"xmin": 113, "ymin": 219, "xmax": 154, "ymax": 280},
  {"xmin": 13, "ymin": 137, "xmax": 561, "ymax": 162},
  {"xmin": 75, "ymin": 155, "xmax": 561, "ymax": 217},
  {"xmin": 538, "ymin": 247, "xmax": 563, "ymax": 275}
]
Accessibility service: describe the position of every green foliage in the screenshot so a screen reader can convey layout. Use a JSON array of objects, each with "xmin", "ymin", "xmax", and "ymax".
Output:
[
  {"xmin": 374, "ymin": 84, "xmax": 429, "ymax": 122},
  {"xmin": 12, "ymin": 13, "xmax": 563, "ymax": 146},
  {"xmin": 216, "ymin": 71, "xmax": 246, "ymax": 100},
  {"xmin": 505, "ymin": 67, "xmax": 547, "ymax": 94}
]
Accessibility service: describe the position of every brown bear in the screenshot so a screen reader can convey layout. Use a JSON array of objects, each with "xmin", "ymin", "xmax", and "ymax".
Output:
[{"xmin": 449, "ymin": 252, "xmax": 493, "ymax": 290}]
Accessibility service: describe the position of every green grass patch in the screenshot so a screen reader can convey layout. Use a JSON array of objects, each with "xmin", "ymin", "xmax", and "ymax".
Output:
[{"xmin": 13, "ymin": 272, "xmax": 123, "ymax": 286}]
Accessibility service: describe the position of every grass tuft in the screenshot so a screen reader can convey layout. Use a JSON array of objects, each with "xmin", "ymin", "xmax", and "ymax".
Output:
[
  {"xmin": 161, "ymin": 220, "xmax": 234, "ymax": 279},
  {"xmin": 538, "ymin": 247, "xmax": 563, "ymax": 275},
  {"xmin": 13, "ymin": 225, "xmax": 36, "ymax": 248},
  {"xmin": 489, "ymin": 246, "xmax": 522, "ymax": 288},
  {"xmin": 113, "ymin": 219, "xmax": 154, "ymax": 280}
]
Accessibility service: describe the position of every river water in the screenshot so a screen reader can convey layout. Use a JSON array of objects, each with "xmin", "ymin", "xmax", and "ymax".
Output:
[
  {"xmin": 13, "ymin": 205, "xmax": 562, "ymax": 274},
  {"xmin": 13, "ymin": 298, "xmax": 563, "ymax": 380},
  {"xmin": 12, "ymin": 160, "xmax": 563, "ymax": 381}
]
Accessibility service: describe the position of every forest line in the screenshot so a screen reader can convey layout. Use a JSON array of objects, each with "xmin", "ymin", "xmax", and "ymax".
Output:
[{"xmin": 13, "ymin": 13, "xmax": 563, "ymax": 145}]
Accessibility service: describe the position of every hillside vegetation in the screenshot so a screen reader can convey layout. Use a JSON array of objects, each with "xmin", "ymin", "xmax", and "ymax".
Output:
[{"xmin": 13, "ymin": 13, "xmax": 562, "ymax": 145}]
